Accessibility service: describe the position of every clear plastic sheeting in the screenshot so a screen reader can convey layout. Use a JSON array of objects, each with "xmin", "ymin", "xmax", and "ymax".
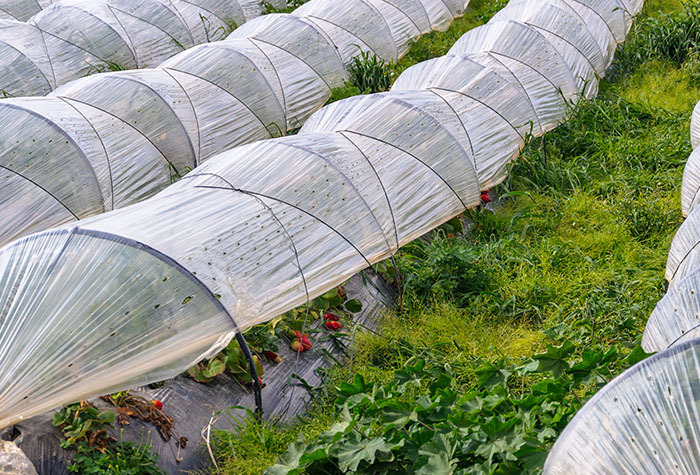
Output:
[
  {"xmin": 418, "ymin": 0, "xmax": 464, "ymax": 31},
  {"xmin": 513, "ymin": 0, "xmax": 617, "ymax": 68},
  {"xmin": 30, "ymin": 0, "xmax": 194, "ymax": 74},
  {"xmin": 681, "ymin": 146, "xmax": 700, "ymax": 217},
  {"xmin": 164, "ymin": 0, "xmax": 246, "ymax": 44},
  {"xmin": 0, "ymin": 97, "xmax": 168, "ymax": 245},
  {"xmin": 544, "ymin": 338, "xmax": 700, "ymax": 474},
  {"xmin": 0, "ymin": 228, "xmax": 236, "ymax": 428},
  {"xmin": 643, "ymin": 266, "xmax": 700, "ymax": 352},
  {"xmin": 642, "ymin": 99, "xmax": 700, "ymax": 352},
  {"xmin": 389, "ymin": 66, "xmax": 530, "ymax": 188},
  {"xmin": 563, "ymin": 0, "xmax": 629, "ymax": 46},
  {"xmin": 664, "ymin": 206, "xmax": 700, "ymax": 287},
  {"xmin": 51, "ymin": 69, "xmax": 200, "ymax": 172},
  {"xmin": 238, "ymin": 0, "xmax": 284, "ymax": 21},
  {"xmin": 449, "ymin": 20, "xmax": 578, "ymax": 133},
  {"xmin": 227, "ymin": 13, "xmax": 347, "ymax": 90},
  {"xmin": 0, "ymin": 20, "xmax": 55, "ymax": 95},
  {"xmin": 490, "ymin": 0, "xmax": 605, "ymax": 98},
  {"xmin": 691, "ymin": 101, "xmax": 700, "ymax": 149},
  {"xmin": 0, "ymin": 0, "xmax": 264, "ymax": 96},
  {"xmin": 0, "ymin": 0, "xmax": 641, "ymax": 428},
  {"xmin": 0, "ymin": 0, "xmax": 465, "ymax": 248},
  {"xmin": 292, "ymin": 0, "xmax": 399, "ymax": 64},
  {"xmin": 0, "ymin": 0, "xmax": 48, "ymax": 21}
]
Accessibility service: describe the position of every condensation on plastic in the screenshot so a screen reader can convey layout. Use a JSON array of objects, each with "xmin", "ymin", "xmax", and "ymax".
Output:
[
  {"xmin": 0, "ymin": 0, "xmax": 465, "ymax": 248},
  {"xmin": 544, "ymin": 337, "xmax": 700, "ymax": 474},
  {"xmin": 0, "ymin": 0, "xmax": 638, "ymax": 428},
  {"xmin": 0, "ymin": 0, "xmax": 259, "ymax": 96},
  {"xmin": 449, "ymin": 20, "xmax": 578, "ymax": 133}
]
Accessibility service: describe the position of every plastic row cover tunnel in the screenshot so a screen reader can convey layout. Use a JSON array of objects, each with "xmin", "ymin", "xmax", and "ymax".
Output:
[
  {"xmin": 0, "ymin": 0, "xmax": 641, "ymax": 428},
  {"xmin": 0, "ymin": 0, "xmax": 285, "ymax": 21},
  {"xmin": 0, "ymin": 0, "xmax": 289, "ymax": 97},
  {"xmin": 641, "ymin": 101, "xmax": 700, "ymax": 351},
  {"xmin": 0, "ymin": 0, "xmax": 470, "ymax": 247},
  {"xmin": 544, "ymin": 337, "xmax": 700, "ymax": 474}
]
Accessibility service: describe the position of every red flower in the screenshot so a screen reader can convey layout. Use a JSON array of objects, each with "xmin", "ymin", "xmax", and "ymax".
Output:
[
  {"xmin": 325, "ymin": 320, "xmax": 342, "ymax": 330},
  {"xmin": 480, "ymin": 190, "xmax": 492, "ymax": 204},
  {"xmin": 152, "ymin": 400, "xmax": 163, "ymax": 411},
  {"xmin": 324, "ymin": 313, "xmax": 339, "ymax": 321}
]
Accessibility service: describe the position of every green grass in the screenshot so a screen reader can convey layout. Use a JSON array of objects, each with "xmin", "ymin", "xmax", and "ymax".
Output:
[{"xmin": 213, "ymin": 0, "xmax": 697, "ymax": 473}]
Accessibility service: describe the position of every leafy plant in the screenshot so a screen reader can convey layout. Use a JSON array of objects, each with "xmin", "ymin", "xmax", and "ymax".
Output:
[
  {"xmin": 682, "ymin": 47, "xmax": 700, "ymax": 84},
  {"xmin": 400, "ymin": 235, "xmax": 491, "ymax": 307},
  {"xmin": 613, "ymin": 1, "xmax": 700, "ymax": 77},
  {"xmin": 187, "ymin": 339, "xmax": 264, "ymax": 384},
  {"xmin": 53, "ymin": 402, "xmax": 116, "ymax": 450},
  {"xmin": 53, "ymin": 402, "xmax": 164, "ymax": 474},
  {"xmin": 68, "ymin": 434, "xmax": 164, "ymax": 475},
  {"xmin": 347, "ymin": 50, "xmax": 394, "ymax": 94},
  {"xmin": 267, "ymin": 341, "xmax": 650, "ymax": 474}
]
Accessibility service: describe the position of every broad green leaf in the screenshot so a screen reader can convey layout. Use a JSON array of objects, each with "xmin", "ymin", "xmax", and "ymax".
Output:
[
  {"xmin": 202, "ymin": 358, "xmax": 225, "ymax": 378},
  {"xmin": 624, "ymin": 344, "xmax": 654, "ymax": 365},
  {"xmin": 345, "ymin": 298, "xmax": 363, "ymax": 313},
  {"xmin": 264, "ymin": 443, "xmax": 305, "ymax": 475},
  {"xmin": 475, "ymin": 361, "xmax": 511, "ymax": 388},
  {"xmin": 415, "ymin": 433, "xmax": 458, "ymax": 475},
  {"xmin": 337, "ymin": 432, "xmax": 395, "ymax": 472},
  {"xmin": 533, "ymin": 341, "xmax": 575, "ymax": 377}
]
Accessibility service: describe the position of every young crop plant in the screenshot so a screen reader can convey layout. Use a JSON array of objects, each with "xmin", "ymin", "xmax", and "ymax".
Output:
[
  {"xmin": 347, "ymin": 50, "xmax": 395, "ymax": 94},
  {"xmin": 266, "ymin": 341, "xmax": 651, "ymax": 474},
  {"xmin": 52, "ymin": 402, "xmax": 165, "ymax": 474}
]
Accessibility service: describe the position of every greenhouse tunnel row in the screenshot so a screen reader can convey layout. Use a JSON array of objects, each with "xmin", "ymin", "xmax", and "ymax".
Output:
[
  {"xmin": 0, "ymin": 0, "xmax": 288, "ymax": 97},
  {"xmin": 0, "ymin": 0, "xmax": 469, "ymax": 246},
  {"xmin": 0, "ymin": 0, "xmax": 284, "ymax": 22},
  {"xmin": 0, "ymin": 0, "xmax": 653, "ymax": 448}
]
